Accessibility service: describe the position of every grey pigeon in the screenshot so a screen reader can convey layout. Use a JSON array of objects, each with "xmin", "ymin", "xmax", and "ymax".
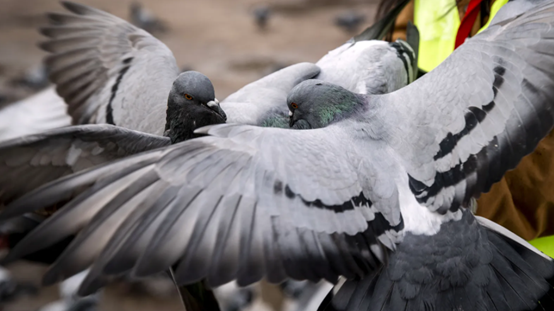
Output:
[
  {"xmin": 252, "ymin": 5, "xmax": 271, "ymax": 30},
  {"xmin": 334, "ymin": 11, "xmax": 366, "ymax": 33},
  {"xmin": 0, "ymin": 265, "xmax": 37, "ymax": 303},
  {"xmin": 0, "ymin": 0, "xmax": 419, "ymax": 296},
  {"xmin": 38, "ymin": 1, "xmax": 416, "ymax": 136},
  {"xmin": 12, "ymin": 64, "xmax": 50, "ymax": 90},
  {"xmin": 1, "ymin": 2, "xmax": 554, "ymax": 311},
  {"xmin": 0, "ymin": 70, "xmax": 224, "ymax": 206},
  {"xmin": 129, "ymin": 2, "xmax": 167, "ymax": 34},
  {"xmin": 37, "ymin": 270, "xmax": 100, "ymax": 311},
  {"xmin": 39, "ymin": 2, "xmax": 317, "ymax": 136}
]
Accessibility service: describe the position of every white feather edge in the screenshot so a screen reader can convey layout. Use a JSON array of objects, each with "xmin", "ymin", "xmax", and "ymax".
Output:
[
  {"xmin": 0, "ymin": 88, "xmax": 70, "ymax": 142},
  {"xmin": 475, "ymin": 215, "xmax": 552, "ymax": 260}
]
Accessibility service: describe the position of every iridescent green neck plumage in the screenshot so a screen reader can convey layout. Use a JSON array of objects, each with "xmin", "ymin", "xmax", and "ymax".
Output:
[
  {"xmin": 302, "ymin": 85, "xmax": 363, "ymax": 129},
  {"xmin": 288, "ymin": 80, "xmax": 365, "ymax": 129}
]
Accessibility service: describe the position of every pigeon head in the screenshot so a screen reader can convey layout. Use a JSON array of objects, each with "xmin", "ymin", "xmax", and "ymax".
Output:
[
  {"xmin": 287, "ymin": 79, "xmax": 363, "ymax": 129},
  {"xmin": 165, "ymin": 71, "xmax": 227, "ymax": 143}
]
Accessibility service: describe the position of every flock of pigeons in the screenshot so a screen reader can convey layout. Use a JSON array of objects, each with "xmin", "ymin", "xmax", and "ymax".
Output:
[{"xmin": 0, "ymin": 0, "xmax": 553, "ymax": 311}]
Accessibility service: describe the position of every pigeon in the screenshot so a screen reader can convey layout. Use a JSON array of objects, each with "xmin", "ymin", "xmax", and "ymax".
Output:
[
  {"xmin": 0, "ymin": 265, "xmax": 37, "ymax": 303},
  {"xmin": 11, "ymin": 64, "xmax": 50, "ymax": 90},
  {"xmin": 1, "ymin": 2, "xmax": 554, "ymax": 311},
  {"xmin": 0, "ymin": 0, "xmax": 416, "ymax": 309},
  {"xmin": 37, "ymin": 270, "xmax": 100, "ymax": 311},
  {"xmin": 40, "ymin": 1, "xmax": 182, "ymax": 135},
  {"xmin": 0, "ymin": 69, "xmax": 226, "ymax": 206},
  {"xmin": 38, "ymin": 1, "xmax": 416, "ymax": 135},
  {"xmin": 39, "ymin": 2, "xmax": 317, "ymax": 136},
  {"xmin": 334, "ymin": 11, "xmax": 366, "ymax": 33},
  {"xmin": 252, "ymin": 5, "xmax": 271, "ymax": 30},
  {"xmin": 129, "ymin": 2, "xmax": 167, "ymax": 34},
  {"xmin": 212, "ymin": 282, "xmax": 254, "ymax": 311}
]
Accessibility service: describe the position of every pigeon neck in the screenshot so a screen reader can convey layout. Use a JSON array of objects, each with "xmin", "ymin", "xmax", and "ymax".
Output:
[
  {"xmin": 164, "ymin": 100, "xmax": 225, "ymax": 144},
  {"xmin": 312, "ymin": 92, "xmax": 365, "ymax": 128}
]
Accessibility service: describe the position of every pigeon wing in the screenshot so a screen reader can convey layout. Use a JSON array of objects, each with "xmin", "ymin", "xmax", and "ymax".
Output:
[
  {"xmin": 376, "ymin": 1, "xmax": 554, "ymax": 214},
  {"xmin": 221, "ymin": 62, "xmax": 320, "ymax": 126},
  {"xmin": 0, "ymin": 124, "xmax": 170, "ymax": 207},
  {"xmin": 0, "ymin": 124, "xmax": 402, "ymax": 294},
  {"xmin": 41, "ymin": 1, "xmax": 180, "ymax": 135}
]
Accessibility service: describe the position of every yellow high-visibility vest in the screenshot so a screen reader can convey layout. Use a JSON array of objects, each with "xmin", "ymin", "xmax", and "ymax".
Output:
[
  {"xmin": 414, "ymin": 0, "xmax": 552, "ymax": 259},
  {"xmin": 530, "ymin": 236, "xmax": 554, "ymax": 259},
  {"xmin": 414, "ymin": 0, "xmax": 508, "ymax": 72}
]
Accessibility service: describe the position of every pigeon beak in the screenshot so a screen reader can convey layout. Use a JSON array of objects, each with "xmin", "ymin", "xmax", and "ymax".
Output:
[
  {"xmin": 289, "ymin": 111, "xmax": 295, "ymax": 127},
  {"xmin": 206, "ymin": 98, "xmax": 227, "ymax": 121}
]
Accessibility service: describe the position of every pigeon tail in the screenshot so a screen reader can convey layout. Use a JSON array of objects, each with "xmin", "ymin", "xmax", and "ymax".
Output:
[{"xmin": 326, "ymin": 210, "xmax": 554, "ymax": 311}]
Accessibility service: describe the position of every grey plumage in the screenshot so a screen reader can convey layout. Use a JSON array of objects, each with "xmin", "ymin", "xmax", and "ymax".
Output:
[
  {"xmin": 1, "ymin": 3, "xmax": 554, "ymax": 311},
  {"xmin": 41, "ymin": 1, "xmax": 180, "ymax": 135},
  {"xmin": 164, "ymin": 71, "xmax": 226, "ymax": 143},
  {"xmin": 38, "ymin": 2, "xmax": 318, "ymax": 136},
  {"xmin": 221, "ymin": 62, "xmax": 320, "ymax": 127},
  {"xmin": 0, "ymin": 124, "xmax": 170, "ymax": 209},
  {"xmin": 0, "ymin": 70, "xmax": 224, "ymax": 209},
  {"xmin": 39, "ymin": 1, "xmax": 416, "ymax": 139},
  {"xmin": 315, "ymin": 39, "xmax": 416, "ymax": 95}
]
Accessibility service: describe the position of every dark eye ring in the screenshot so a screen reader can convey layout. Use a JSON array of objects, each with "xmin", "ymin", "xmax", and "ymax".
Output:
[
  {"xmin": 184, "ymin": 94, "xmax": 193, "ymax": 100},
  {"xmin": 291, "ymin": 103, "xmax": 298, "ymax": 109}
]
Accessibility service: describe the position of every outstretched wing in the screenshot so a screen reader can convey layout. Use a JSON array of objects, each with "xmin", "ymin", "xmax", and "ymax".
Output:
[
  {"xmin": 221, "ymin": 62, "xmax": 320, "ymax": 126},
  {"xmin": 376, "ymin": 1, "xmax": 554, "ymax": 214},
  {"xmin": 41, "ymin": 1, "xmax": 179, "ymax": 135},
  {"xmin": 0, "ymin": 124, "xmax": 170, "ymax": 206},
  {"xmin": 0, "ymin": 124, "xmax": 402, "ymax": 294}
]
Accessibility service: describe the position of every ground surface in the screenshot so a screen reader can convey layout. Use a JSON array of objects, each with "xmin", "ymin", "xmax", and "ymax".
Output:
[{"xmin": 0, "ymin": 0, "xmax": 377, "ymax": 310}]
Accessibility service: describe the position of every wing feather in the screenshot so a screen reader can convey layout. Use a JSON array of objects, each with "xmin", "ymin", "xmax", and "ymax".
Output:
[
  {"xmin": 377, "ymin": 1, "xmax": 554, "ymax": 213},
  {"xmin": 42, "ymin": 1, "xmax": 179, "ymax": 134},
  {"xmin": 0, "ymin": 125, "xmax": 169, "ymax": 208},
  {"xmin": 1, "ymin": 125, "xmax": 402, "ymax": 291}
]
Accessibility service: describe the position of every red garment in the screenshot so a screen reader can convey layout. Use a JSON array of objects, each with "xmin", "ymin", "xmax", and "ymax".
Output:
[{"xmin": 455, "ymin": 0, "xmax": 484, "ymax": 48}]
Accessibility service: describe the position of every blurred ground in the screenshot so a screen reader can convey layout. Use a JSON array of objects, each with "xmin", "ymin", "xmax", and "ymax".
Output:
[{"xmin": 0, "ymin": 0, "xmax": 378, "ymax": 310}]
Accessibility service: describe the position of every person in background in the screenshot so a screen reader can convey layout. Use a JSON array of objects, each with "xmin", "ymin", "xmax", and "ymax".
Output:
[{"xmin": 377, "ymin": 0, "xmax": 554, "ymax": 257}]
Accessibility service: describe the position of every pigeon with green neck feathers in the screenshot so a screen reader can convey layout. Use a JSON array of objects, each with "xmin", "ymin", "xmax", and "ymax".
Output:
[{"xmin": 287, "ymin": 80, "xmax": 364, "ymax": 129}]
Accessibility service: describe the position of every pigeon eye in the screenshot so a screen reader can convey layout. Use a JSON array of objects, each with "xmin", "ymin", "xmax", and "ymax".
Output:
[
  {"xmin": 184, "ymin": 94, "xmax": 193, "ymax": 100},
  {"xmin": 291, "ymin": 103, "xmax": 298, "ymax": 109}
]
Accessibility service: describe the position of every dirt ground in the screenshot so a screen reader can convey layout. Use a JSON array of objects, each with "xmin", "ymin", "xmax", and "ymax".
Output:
[{"xmin": 0, "ymin": 0, "xmax": 378, "ymax": 310}]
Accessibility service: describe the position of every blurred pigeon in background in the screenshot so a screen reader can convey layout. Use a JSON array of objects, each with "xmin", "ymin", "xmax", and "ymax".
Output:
[
  {"xmin": 213, "ymin": 282, "xmax": 255, "ymax": 311},
  {"xmin": 0, "ymin": 265, "xmax": 37, "ymax": 304},
  {"xmin": 11, "ymin": 64, "xmax": 49, "ymax": 90},
  {"xmin": 334, "ymin": 11, "xmax": 366, "ymax": 33},
  {"xmin": 252, "ymin": 5, "xmax": 271, "ymax": 30},
  {"xmin": 130, "ymin": 2, "xmax": 167, "ymax": 34},
  {"xmin": 37, "ymin": 271, "xmax": 100, "ymax": 311}
]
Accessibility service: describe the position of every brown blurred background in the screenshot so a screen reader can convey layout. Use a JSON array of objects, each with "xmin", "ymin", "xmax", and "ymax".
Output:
[{"xmin": 0, "ymin": 0, "xmax": 378, "ymax": 310}]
